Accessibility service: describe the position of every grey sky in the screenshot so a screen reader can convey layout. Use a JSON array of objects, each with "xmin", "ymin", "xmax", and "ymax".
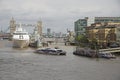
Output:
[{"xmin": 0, "ymin": 0, "xmax": 120, "ymax": 33}]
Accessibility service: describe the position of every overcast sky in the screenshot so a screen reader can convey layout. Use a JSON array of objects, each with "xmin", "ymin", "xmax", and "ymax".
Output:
[{"xmin": 0, "ymin": 0, "xmax": 120, "ymax": 33}]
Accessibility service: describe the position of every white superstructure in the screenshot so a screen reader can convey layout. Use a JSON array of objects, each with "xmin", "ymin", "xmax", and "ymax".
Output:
[{"xmin": 12, "ymin": 24, "xmax": 29, "ymax": 48}]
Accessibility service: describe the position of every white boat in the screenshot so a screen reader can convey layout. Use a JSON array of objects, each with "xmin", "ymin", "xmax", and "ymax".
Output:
[{"xmin": 12, "ymin": 24, "xmax": 30, "ymax": 48}]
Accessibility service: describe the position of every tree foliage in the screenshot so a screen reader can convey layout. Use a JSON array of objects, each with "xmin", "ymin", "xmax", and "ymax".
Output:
[
  {"xmin": 76, "ymin": 35, "xmax": 89, "ymax": 43},
  {"xmin": 90, "ymin": 38, "xmax": 99, "ymax": 49},
  {"xmin": 76, "ymin": 35, "xmax": 89, "ymax": 47}
]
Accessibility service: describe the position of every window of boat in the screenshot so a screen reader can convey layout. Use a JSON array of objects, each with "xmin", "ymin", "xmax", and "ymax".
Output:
[
  {"xmin": 14, "ymin": 33, "xmax": 28, "ymax": 35},
  {"xmin": 106, "ymin": 53, "xmax": 110, "ymax": 55},
  {"xmin": 41, "ymin": 49, "xmax": 45, "ymax": 51},
  {"xmin": 50, "ymin": 50, "xmax": 56, "ymax": 52},
  {"xmin": 57, "ymin": 50, "xmax": 62, "ymax": 52}
]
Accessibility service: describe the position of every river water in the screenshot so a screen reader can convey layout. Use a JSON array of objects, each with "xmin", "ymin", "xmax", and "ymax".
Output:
[{"xmin": 0, "ymin": 40, "xmax": 120, "ymax": 80}]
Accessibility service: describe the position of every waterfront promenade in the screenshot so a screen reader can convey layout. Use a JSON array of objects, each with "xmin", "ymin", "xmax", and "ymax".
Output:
[{"xmin": 0, "ymin": 40, "xmax": 120, "ymax": 80}]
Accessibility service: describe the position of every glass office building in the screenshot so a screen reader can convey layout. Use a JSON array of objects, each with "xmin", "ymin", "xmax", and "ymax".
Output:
[{"xmin": 74, "ymin": 17, "xmax": 88, "ymax": 37}]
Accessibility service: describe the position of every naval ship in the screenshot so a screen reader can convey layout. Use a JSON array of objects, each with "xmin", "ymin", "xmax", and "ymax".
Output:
[
  {"xmin": 12, "ymin": 24, "xmax": 30, "ymax": 48},
  {"xmin": 29, "ymin": 26, "xmax": 42, "ymax": 48}
]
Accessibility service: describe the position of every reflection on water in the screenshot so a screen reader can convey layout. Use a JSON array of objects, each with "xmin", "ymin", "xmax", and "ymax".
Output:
[{"xmin": 0, "ymin": 40, "xmax": 120, "ymax": 80}]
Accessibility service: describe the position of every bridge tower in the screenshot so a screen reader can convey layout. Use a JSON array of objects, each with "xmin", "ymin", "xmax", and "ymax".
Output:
[
  {"xmin": 37, "ymin": 20, "xmax": 42, "ymax": 36},
  {"xmin": 10, "ymin": 17, "xmax": 16, "ymax": 35}
]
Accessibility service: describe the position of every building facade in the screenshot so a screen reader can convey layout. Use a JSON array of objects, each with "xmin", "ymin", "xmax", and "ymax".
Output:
[
  {"xmin": 95, "ymin": 17, "xmax": 120, "ymax": 23},
  {"xmin": 74, "ymin": 17, "xmax": 88, "ymax": 40},
  {"xmin": 86, "ymin": 23, "xmax": 120, "ymax": 48},
  {"xmin": 47, "ymin": 28, "xmax": 51, "ymax": 37},
  {"xmin": 75, "ymin": 17, "xmax": 120, "ymax": 34}
]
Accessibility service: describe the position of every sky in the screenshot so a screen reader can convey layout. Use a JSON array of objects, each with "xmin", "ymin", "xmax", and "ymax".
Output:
[{"xmin": 0, "ymin": 0, "xmax": 120, "ymax": 33}]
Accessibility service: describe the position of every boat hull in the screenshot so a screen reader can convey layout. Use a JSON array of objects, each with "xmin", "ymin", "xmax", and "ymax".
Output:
[{"xmin": 13, "ymin": 39, "xmax": 29, "ymax": 48}]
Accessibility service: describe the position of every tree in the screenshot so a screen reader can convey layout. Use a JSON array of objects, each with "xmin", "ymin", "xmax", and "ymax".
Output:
[
  {"xmin": 90, "ymin": 38, "xmax": 98, "ymax": 50},
  {"xmin": 76, "ymin": 35, "xmax": 89, "ymax": 47}
]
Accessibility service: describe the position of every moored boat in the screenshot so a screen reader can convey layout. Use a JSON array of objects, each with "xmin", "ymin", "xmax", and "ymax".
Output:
[
  {"xmin": 29, "ymin": 27, "xmax": 42, "ymax": 48},
  {"xmin": 35, "ymin": 48, "xmax": 66, "ymax": 55},
  {"xmin": 98, "ymin": 52, "xmax": 116, "ymax": 59},
  {"xmin": 12, "ymin": 24, "xmax": 29, "ymax": 48}
]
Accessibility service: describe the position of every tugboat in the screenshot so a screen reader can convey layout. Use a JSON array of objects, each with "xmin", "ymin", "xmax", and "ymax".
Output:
[
  {"xmin": 12, "ymin": 24, "xmax": 30, "ymax": 48},
  {"xmin": 29, "ymin": 27, "xmax": 42, "ymax": 48}
]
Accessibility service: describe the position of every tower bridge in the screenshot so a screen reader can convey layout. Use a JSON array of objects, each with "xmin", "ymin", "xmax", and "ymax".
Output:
[
  {"xmin": 0, "ymin": 18, "xmax": 42, "ymax": 40},
  {"xmin": 15, "ymin": 24, "xmax": 36, "ymax": 27},
  {"xmin": 10, "ymin": 18, "xmax": 42, "ymax": 36}
]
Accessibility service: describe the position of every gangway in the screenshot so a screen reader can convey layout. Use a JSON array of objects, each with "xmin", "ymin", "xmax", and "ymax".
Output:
[{"xmin": 99, "ymin": 47, "xmax": 120, "ymax": 53}]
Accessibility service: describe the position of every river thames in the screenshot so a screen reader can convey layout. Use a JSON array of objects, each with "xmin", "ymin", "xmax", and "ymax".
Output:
[{"xmin": 0, "ymin": 40, "xmax": 120, "ymax": 80}]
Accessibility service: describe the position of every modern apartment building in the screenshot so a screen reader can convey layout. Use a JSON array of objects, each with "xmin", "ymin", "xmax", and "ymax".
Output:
[{"xmin": 95, "ymin": 17, "xmax": 120, "ymax": 23}]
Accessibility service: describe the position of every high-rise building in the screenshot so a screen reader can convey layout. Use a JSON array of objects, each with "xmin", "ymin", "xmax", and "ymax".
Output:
[
  {"xmin": 95, "ymin": 17, "xmax": 120, "ymax": 23},
  {"xmin": 10, "ymin": 17, "xmax": 16, "ymax": 35},
  {"xmin": 37, "ymin": 20, "xmax": 42, "ymax": 36},
  {"xmin": 47, "ymin": 28, "xmax": 51, "ymax": 37}
]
